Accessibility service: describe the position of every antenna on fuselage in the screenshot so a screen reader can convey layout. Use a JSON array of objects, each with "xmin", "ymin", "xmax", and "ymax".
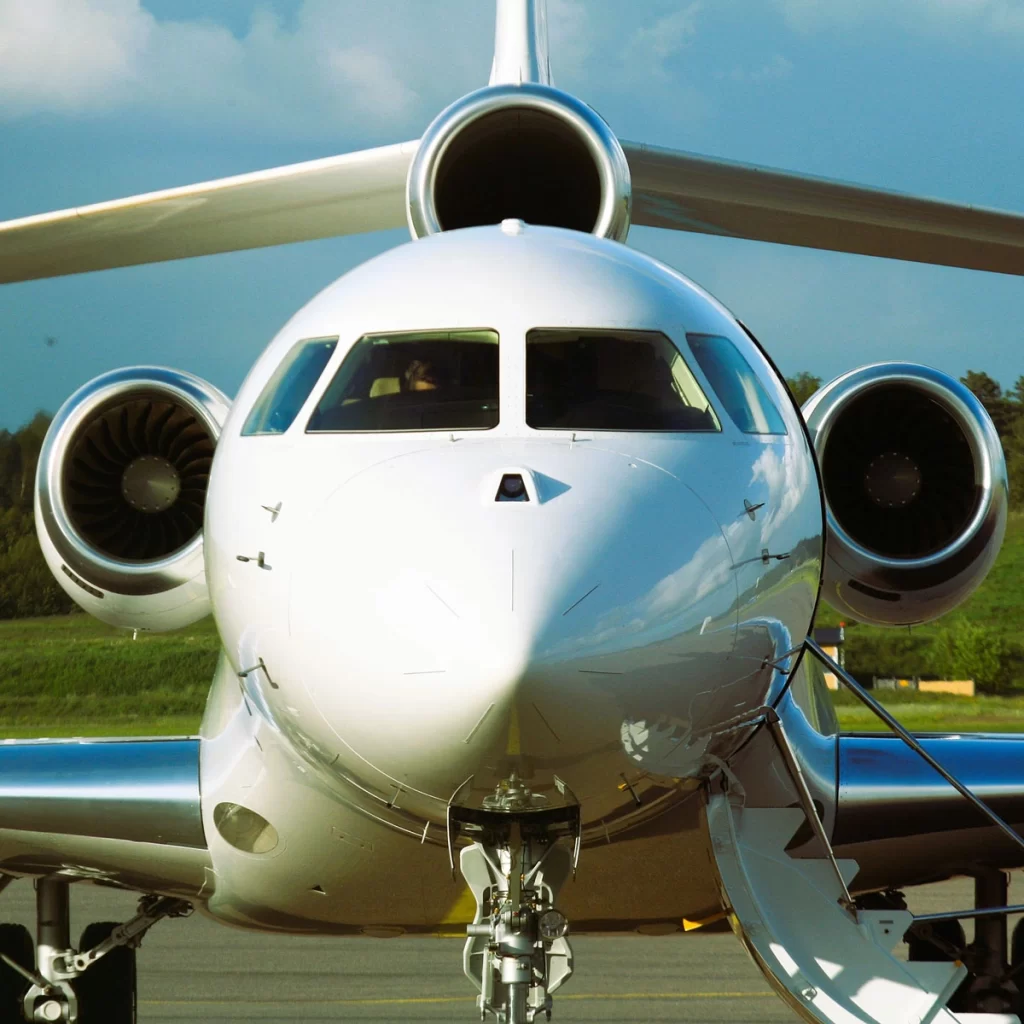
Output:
[{"xmin": 490, "ymin": 0, "xmax": 551, "ymax": 86}]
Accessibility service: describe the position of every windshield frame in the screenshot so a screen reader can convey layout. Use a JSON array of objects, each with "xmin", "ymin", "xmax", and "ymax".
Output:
[{"xmin": 241, "ymin": 336, "xmax": 339, "ymax": 437}]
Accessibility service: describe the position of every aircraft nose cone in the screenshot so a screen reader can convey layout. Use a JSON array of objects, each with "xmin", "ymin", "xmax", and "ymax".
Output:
[{"xmin": 287, "ymin": 443, "xmax": 738, "ymax": 808}]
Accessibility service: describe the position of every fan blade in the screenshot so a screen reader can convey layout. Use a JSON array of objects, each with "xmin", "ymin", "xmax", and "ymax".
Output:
[
  {"xmin": 167, "ymin": 425, "xmax": 206, "ymax": 464},
  {"xmin": 133, "ymin": 402, "xmax": 152, "ymax": 455},
  {"xmin": 0, "ymin": 141, "xmax": 417, "ymax": 284},
  {"xmin": 625, "ymin": 142, "xmax": 1024, "ymax": 276},
  {"xmin": 82, "ymin": 436, "xmax": 124, "ymax": 474},
  {"xmin": 119, "ymin": 406, "xmax": 138, "ymax": 458},
  {"xmin": 99, "ymin": 416, "xmax": 133, "ymax": 464},
  {"xmin": 147, "ymin": 404, "xmax": 177, "ymax": 451},
  {"xmin": 177, "ymin": 451, "xmax": 212, "ymax": 474}
]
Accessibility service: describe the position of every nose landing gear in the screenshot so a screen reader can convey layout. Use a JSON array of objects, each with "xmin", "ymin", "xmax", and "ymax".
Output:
[{"xmin": 452, "ymin": 780, "xmax": 580, "ymax": 1023}]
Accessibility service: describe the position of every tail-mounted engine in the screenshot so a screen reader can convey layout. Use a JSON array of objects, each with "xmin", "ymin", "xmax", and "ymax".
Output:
[
  {"xmin": 803, "ymin": 363, "xmax": 1007, "ymax": 626},
  {"xmin": 406, "ymin": 83, "xmax": 631, "ymax": 242},
  {"xmin": 35, "ymin": 367, "xmax": 230, "ymax": 631}
]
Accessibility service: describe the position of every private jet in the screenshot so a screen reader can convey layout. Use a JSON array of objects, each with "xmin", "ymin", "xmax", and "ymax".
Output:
[{"xmin": 2, "ymin": 2, "xmax": 1024, "ymax": 1022}]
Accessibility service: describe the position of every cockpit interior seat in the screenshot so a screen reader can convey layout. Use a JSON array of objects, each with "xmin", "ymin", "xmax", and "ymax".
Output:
[{"xmin": 369, "ymin": 377, "xmax": 401, "ymax": 398}]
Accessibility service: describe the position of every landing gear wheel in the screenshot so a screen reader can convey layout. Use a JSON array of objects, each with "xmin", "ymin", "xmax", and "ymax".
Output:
[
  {"xmin": 1011, "ymin": 917, "xmax": 1024, "ymax": 972},
  {"xmin": 72, "ymin": 922, "xmax": 137, "ymax": 1024},
  {"xmin": 907, "ymin": 919, "xmax": 975, "ymax": 1010},
  {"xmin": 0, "ymin": 923, "xmax": 33, "ymax": 1020},
  {"xmin": 906, "ymin": 919, "xmax": 966, "ymax": 962}
]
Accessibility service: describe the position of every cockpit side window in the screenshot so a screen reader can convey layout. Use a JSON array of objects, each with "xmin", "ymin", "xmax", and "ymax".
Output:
[
  {"xmin": 686, "ymin": 333, "xmax": 788, "ymax": 436},
  {"xmin": 526, "ymin": 329, "xmax": 720, "ymax": 432},
  {"xmin": 307, "ymin": 329, "xmax": 499, "ymax": 432},
  {"xmin": 242, "ymin": 337, "xmax": 338, "ymax": 436}
]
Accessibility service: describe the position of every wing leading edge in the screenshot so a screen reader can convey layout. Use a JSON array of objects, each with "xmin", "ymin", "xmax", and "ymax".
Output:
[
  {"xmin": 0, "ymin": 141, "xmax": 417, "ymax": 285},
  {"xmin": 3, "ymin": 135, "xmax": 1024, "ymax": 284},
  {"xmin": 626, "ymin": 141, "xmax": 1024, "ymax": 277}
]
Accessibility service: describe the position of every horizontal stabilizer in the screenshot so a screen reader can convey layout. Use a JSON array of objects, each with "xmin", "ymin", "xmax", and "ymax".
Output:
[
  {"xmin": 626, "ymin": 142, "xmax": 1024, "ymax": 276},
  {"xmin": 0, "ymin": 142, "xmax": 416, "ymax": 284}
]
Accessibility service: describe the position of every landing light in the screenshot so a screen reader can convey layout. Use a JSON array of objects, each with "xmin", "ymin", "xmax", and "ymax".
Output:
[{"xmin": 538, "ymin": 909, "xmax": 569, "ymax": 940}]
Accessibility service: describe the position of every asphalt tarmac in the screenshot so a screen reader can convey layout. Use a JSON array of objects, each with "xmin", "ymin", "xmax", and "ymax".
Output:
[{"xmin": 0, "ymin": 876, "xmax": 998, "ymax": 1023}]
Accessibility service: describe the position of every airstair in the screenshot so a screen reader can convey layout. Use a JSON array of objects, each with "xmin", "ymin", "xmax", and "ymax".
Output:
[
  {"xmin": 708, "ymin": 794, "xmax": 1016, "ymax": 1024},
  {"xmin": 706, "ymin": 638, "xmax": 1022, "ymax": 1024}
]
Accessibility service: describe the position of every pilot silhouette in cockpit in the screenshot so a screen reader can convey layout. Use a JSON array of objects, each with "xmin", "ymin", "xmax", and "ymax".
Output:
[{"xmin": 403, "ymin": 358, "xmax": 440, "ymax": 392}]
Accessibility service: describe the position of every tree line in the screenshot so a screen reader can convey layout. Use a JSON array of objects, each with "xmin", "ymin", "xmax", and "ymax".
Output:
[
  {"xmin": 1, "ymin": 367, "xmax": 1022, "ymax": 620},
  {"xmin": 0, "ymin": 413, "xmax": 74, "ymax": 618}
]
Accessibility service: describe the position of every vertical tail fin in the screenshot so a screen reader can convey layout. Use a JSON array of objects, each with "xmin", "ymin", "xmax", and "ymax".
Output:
[{"xmin": 489, "ymin": 0, "xmax": 551, "ymax": 85}]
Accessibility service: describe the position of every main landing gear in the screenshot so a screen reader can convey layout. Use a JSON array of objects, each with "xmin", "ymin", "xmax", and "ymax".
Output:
[
  {"xmin": 903, "ymin": 869, "xmax": 1024, "ymax": 1016},
  {"xmin": 451, "ymin": 775, "xmax": 580, "ymax": 1024},
  {"xmin": 0, "ymin": 877, "xmax": 191, "ymax": 1023}
]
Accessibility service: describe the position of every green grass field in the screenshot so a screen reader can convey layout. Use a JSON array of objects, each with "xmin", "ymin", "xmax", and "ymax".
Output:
[
  {"xmin": 3, "ymin": 612, "xmax": 1024, "ymax": 738},
  {"xmin": 830, "ymin": 688, "xmax": 1024, "ymax": 733},
  {"xmin": 0, "ymin": 614, "xmax": 217, "ymax": 737}
]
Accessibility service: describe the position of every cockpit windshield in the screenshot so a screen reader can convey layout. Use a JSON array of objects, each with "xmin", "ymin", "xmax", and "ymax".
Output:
[
  {"xmin": 526, "ymin": 329, "xmax": 720, "ymax": 431},
  {"xmin": 307, "ymin": 329, "xmax": 499, "ymax": 432},
  {"xmin": 686, "ymin": 333, "xmax": 787, "ymax": 436},
  {"xmin": 242, "ymin": 337, "xmax": 338, "ymax": 436}
]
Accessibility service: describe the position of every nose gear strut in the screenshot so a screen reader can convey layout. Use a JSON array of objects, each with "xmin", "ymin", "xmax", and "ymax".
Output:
[{"xmin": 451, "ymin": 778, "xmax": 580, "ymax": 1023}]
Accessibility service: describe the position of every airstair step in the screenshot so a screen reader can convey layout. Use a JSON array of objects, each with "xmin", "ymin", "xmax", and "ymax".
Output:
[{"xmin": 951, "ymin": 1016, "xmax": 1020, "ymax": 1023}]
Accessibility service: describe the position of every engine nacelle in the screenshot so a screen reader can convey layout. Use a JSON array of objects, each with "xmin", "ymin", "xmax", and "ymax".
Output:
[
  {"xmin": 35, "ymin": 367, "xmax": 229, "ymax": 631},
  {"xmin": 406, "ymin": 83, "xmax": 631, "ymax": 242},
  {"xmin": 803, "ymin": 363, "xmax": 1007, "ymax": 626}
]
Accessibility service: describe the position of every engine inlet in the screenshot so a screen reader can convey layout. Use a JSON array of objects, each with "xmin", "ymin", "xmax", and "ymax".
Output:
[
  {"xmin": 65, "ymin": 397, "xmax": 215, "ymax": 560},
  {"xmin": 407, "ymin": 84, "xmax": 631, "ymax": 243},
  {"xmin": 803, "ymin": 363, "xmax": 1007, "ymax": 625},
  {"xmin": 36, "ymin": 366, "xmax": 229, "ymax": 612}
]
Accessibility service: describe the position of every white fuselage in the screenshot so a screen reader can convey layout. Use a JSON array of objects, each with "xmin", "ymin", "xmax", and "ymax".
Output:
[{"xmin": 197, "ymin": 224, "xmax": 823, "ymax": 932}]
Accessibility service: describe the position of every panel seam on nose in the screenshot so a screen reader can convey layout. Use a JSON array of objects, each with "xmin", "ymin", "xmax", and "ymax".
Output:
[{"xmin": 562, "ymin": 583, "xmax": 601, "ymax": 617}]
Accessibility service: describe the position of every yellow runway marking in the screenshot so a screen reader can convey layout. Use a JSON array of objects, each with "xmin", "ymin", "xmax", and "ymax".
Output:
[
  {"xmin": 141, "ymin": 991, "xmax": 773, "ymax": 1007},
  {"xmin": 507, "ymin": 703, "xmax": 520, "ymax": 755},
  {"xmin": 439, "ymin": 884, "xmax": 477, "ymax": 926}
]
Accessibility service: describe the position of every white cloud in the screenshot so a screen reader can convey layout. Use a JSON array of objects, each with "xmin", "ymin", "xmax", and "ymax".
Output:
[
  {"xmin": 0, "ymin": 0, "xmax": 151, "ymax": 112},
  {"xmin": 0, "ymin": 0, "xmax": 722, "ymax": 140},
  {"xmin": 323, "ymin": 47, "xmax": 417, "ymax": 120},
  {"xmin": 0, "ymin": 0, "xmax": 489, "ymax": 138},
  {"xmin": 546, "ymin": 0, "xmax": 593, "ymax": 76},
  {"xmin": 776, "ymin": 0, "xmax": 1024, "ymax": 37},
  {"xmin": 724, "ymin": 54, "xmax": 794, "ymax": 84},
  {"xmin": 626, "ymin": 3, "xmax": 701, "ymax": 76}
]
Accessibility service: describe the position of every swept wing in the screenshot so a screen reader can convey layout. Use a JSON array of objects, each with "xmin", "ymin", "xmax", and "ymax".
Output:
[
  {"xmin": 625, "ymin": 142, "xmax": 1024, "ymax": 276},
  {"xmin": 0, "ymin": 142, "xmax": 416, "ymax": 284}
]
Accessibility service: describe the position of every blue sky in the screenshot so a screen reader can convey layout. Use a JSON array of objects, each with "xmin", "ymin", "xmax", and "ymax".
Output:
[{"xmin": 2, "ymin": 0, "xmax": 1024, "ymax": 429}]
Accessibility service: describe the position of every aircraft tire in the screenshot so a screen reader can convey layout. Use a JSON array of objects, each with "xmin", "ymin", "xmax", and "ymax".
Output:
[
  {"xmin": 1011, "ymin": 918, "xmax": 1024, "ymax": 970},
  {"xmin": 0, "ymin": 923, "xmax": 33, "ymax": 1019},
  {"xmin": 73, "ymin": 922, "xmax": 137, "ymax": 1024}
]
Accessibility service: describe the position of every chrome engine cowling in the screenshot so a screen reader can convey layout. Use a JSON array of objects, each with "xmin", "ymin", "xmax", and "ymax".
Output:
[
  {"xmin": 35, "ymin": 367, "xmax": 230, "ymax": 631},
  {"xmin": 406, "ymin": 83, "xmax": 631, "ymax": 242},
  {"xmin": 803, "ymin": 363, "xmax": 1007, "ymax": 626}
]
